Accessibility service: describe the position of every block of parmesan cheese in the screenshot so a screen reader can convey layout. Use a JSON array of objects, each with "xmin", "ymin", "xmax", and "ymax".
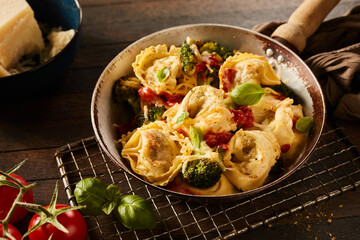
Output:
[{"xmin": 0, "ymin": 0, "xmax": 44, "ymax": 70}]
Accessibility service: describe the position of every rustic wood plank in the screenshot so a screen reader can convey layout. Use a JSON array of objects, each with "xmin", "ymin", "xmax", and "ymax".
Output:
[
  {"xmin": 1, "ymin": 0, "xmax": 360, "ymax": 239},
  {"xmin": 78, "ymin": 0, "xmax": 357, "ymax": 46},
  {"xmin": 0, "ymin": 149, "xmax": 64, "ymax": 180},
  {"xmin": 242, "ymin": 190, "xmax": 360, "ymax": 240},
  {"xmin": 0, "ymin": 116, "xmax": 93, "ymax": 151}
]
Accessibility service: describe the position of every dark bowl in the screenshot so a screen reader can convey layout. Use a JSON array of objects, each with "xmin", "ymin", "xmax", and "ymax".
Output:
[
  {"xmin": 0, "ymin": 0, "xmax": 82, "ymax": 99},
  {"xmin": 91, "ymin": 24, "xmax": 325, "ymax": 203}
]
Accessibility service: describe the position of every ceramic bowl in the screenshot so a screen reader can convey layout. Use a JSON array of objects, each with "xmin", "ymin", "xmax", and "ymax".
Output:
[
  {"xmin": 91, "ymin": 24, "xmax": 325, "ymax": 202},
  {"xmin": 0, "ymin": 0, "xmax": 82, "ymax": 99}
]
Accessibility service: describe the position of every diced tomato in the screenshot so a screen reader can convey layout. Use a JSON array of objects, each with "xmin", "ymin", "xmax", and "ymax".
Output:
[
  {"xmin": 281, "ymin": 144, "xmax": 291, "ymax": 153},
  {"xmin": 207, "ymin": 56, "xmax": 221, "ymax": 67},
  {"xmin": 222, "ymin": 68, "xmax": 236, "ymax": 92},
  {"xmin": 138, "ymin": 86, "xmax": 157, "ymax": 104},
  {"xmin": 230, "ymin": 106, "xmax": 254, "ymax": 129},
  {"xmin": 195, "ymin": 62, "xmax": 207, "ymax": 73},
  {"xmin": 195, "ymin": 55, "xmax": 220, "ymax": 73},
  {"xmin": 175, "ymin": 129, "xmax": 188, "ymax": 137},
  {"xmin": 138, "ymin": 86, "xmax": 183, "ymax": 107},
  {"xmin": 166, "ymin": 178, "xmax": 197, "ymax": 195},
  {"xmin": 204, "ymin": 131, "xmax": 234, "ymax": 149},
  {"xmin": 292, "ymin": 117, "xmax": 298, "ymax": 128},
  {"xmin": 116, "ymin": 115, "xmax": 139, "ymax": 135},
  {"xmin": 160, "ymin": 91, "xmax": 184, "ymax": 107},
  {"xmin": 275, "ymin": 94, "xmax": 286, "ymax": 101}
]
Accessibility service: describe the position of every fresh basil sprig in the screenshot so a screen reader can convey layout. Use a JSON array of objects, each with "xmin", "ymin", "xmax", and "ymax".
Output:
[
  {"xmin": 74, "ymin": 178, "xmax": 108, "ymax": 216},
  {"xmin": 230, "ymin": 83, "xmax": 265, "ymax": 106},
  {"xmin": 157, "ymin": 67, "xmax": 170, "ymax": 82},
  {"xmin": 74, "ymin": 178, "xmax": 157, "ymax": 229},
  {"xmin": 115, "ymin": 195, "xmax": 156, "ymax": 230},
  {"xmin": 103, "ymin": 185, "xmax": 122, "ymax": 215},
  {"xmin": 295, "ymin": 117, "xmax": 313, "ymax": 133},
  {"xmin": 176, "ymin": 112, "xmax": 189, "ymax": 125}
]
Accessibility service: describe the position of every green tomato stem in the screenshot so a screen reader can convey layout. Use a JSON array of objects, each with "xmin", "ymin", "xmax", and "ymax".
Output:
[
  {"xmin": 0, "ymin": 170, "xmax": 23, "ymax": 187},
  {"xmin": 6, "ymin": 159, "xmax": 27, "ymax": 175},
  {"xmin": 0, "ymin": 182, "xmax": 36, "ymax": 239}
]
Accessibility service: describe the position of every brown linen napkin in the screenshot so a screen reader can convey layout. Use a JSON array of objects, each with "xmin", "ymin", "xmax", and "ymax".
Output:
[{"xmin": 253, "ymin": 6, "xmax": 360, "ymax": 121}]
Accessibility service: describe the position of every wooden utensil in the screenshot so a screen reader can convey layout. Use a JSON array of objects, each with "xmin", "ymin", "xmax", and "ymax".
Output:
[{"xmin": 271, "ymin": 0, "xmax": 340, "ymax": 53}]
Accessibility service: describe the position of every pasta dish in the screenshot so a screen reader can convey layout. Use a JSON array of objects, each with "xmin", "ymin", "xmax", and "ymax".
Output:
[{"xmin": 112, "ymin": 37, "xmax": 312, "ymax": 196}]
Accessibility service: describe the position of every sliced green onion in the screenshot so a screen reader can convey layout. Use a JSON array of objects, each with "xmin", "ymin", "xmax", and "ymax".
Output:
[
  {"xmin": 176, "ymin": 112, "xmax": 189, "ymax": 125},
  {"xmin": 157, "ymin": 67, "xmax": 170, "ymax": 82},
  {"xmin": 295, "ymin": 117, "xmax": 313, "ymax": 133},
  {"xmin": 190, "ymin": 125, "xmax": 203, "ymax": 150}
]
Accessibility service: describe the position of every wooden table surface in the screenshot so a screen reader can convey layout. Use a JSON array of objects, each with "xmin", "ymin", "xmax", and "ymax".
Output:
[{"xmin": 1, "ymin": 0, "xmax": 360, "ymax": 239}]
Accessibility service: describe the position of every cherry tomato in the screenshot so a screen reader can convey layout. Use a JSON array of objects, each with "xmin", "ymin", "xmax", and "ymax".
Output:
[
  {"xmin": 0, "ymin": 173, "xmax": 33, "ymax": 224},
  {"xmin": 28, "ymin": 204, "xmax": 87, "ymax": 240},
  {"xmin": 0, "ymin": 223, "xmax": 22, "ymax": 240},
  {"xmin": 204, "ymin": 130, "xmax": 234, "ymax": 149}
]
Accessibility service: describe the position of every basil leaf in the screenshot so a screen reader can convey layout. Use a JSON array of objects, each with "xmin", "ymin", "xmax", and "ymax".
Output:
[
  {"xmin": 190, "ymin": 125, "xmax": 203, "ymax": 150},
  {"xmin": 176, "ymin": 112, "xmax": 189, "ymax": 125},
  {"xmin": 230, "ymin": 83, "xmax": 265, "ymax": 106},
  {"xmin": 295, "ymin": 117, "xmax": 313, "ymax": 133},
  {"xmin": 157, "ymin": 67, "xmax": 170, "ymax": 82},
  {"xmin": 102, "ymin": 201, "xmax": 118, "ymax": 215},
  {"xmin": 115, "ymin": 195, "xmax": 156, "ymax": 229},
  {"xmin": 102, "ymin": 184, "xmax": 121, "ymax": 215},
  {"xmin": 105, "ymin": 184, "xmax": 121, "ymax": 201},
  {"xmin": 74, "ymin": 178, "xmax": 107, "ymax": 216}
]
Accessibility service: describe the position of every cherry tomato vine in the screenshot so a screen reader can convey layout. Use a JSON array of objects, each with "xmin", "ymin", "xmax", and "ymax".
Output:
[{"xmin": 0, "ymin": 160, "xmax": 85, "ymax": 240}]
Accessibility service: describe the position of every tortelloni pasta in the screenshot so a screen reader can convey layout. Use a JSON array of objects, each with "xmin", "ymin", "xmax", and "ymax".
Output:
[
  {"xmin": 164, "ymin": 85, "xmax": 237, "ymax": 136},
  {"xmin": 167, "ymin": 174, "xmax": 238, "ymax": 196},
  {"xmin": 250, "ymin": 89, "xmax": 306, "ymax": 160},
  {"xmin": 224, "ymin": 130, "xmax": 281, "ymax": 191},
  {"xmin": 219, "ymin": 53, "xmax": 281, "ymax": 92},
  {"xmin": 115, "ymin": 37, "xmax": 312, "ymax": 196},
  {"xmin": 132, "ymin": 44, "xmax": 197, "ymax": 96},
  {"xmin": 120, "ymin": 121, "xmax": 192, "ymax": 186}
]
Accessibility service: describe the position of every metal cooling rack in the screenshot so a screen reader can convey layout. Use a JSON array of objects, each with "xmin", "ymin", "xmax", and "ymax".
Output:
[{"xmin": 54, "ymin": 124, "xmax": 360, "ymax": 240}]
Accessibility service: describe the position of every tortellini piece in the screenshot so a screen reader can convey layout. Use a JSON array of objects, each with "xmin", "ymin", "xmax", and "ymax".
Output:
[
  {"xmin": 250, "ymin": 91, "xmax": 282, "ymax": 123},
  {"xmin": 164, "ymin": 85, "xmax": 237, "ymax": 135},
  {"xmin": 251, "ymin": 92, "xmax": 303, "ymax": 149},
  {"xmin": 224, "ymin": 129, "xmax": 281, "ymax": 191},
  {"xmin": 167, "ymin": 174, "xmax": 238, "ymax": 196},
  {"xmin": 281, "ymin": 130, "xmax": 306, "ymax": 162},
  {"xmin": 132, "ymin": 44, "xmax": 196, "ymax": 95},
  {"xmin": 120, "ymin": 121, "xmax": 192, "ymax": 186},
  {"xmin": 266, "ymin": 98, "xmax": 295, "ymax": 147},
  {"xmin": 219, "ymin": 53, "xmax": 281, "ymax": 92}
]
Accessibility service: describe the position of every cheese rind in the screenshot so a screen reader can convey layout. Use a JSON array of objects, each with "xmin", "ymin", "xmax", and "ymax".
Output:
[{"xmin": 0, "ymin": 0, "xmax": 44, "ymax": 69}]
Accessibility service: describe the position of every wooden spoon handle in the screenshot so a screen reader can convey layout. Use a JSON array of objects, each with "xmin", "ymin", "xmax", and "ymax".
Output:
[{"xmin": 271, "ymin": 0, "xmax": 340, "ymax": 53}]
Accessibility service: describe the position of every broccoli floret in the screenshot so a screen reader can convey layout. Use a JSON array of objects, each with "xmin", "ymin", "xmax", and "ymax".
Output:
[
  {"xmin": 112, "ymin": 77, "xmax": 141, "ymax": 115},
  {"xmin": 200, "ymin": 67, "xmax": 220, "ymax": 88},
  {"xmin": 180, "ymin": 42, "xmax": 197, "ymax": 75},
  {"xmin": 148, "ymin": 105, "xmax": 166, "ymax": 121},
  {"xmin": 137, "ymin": 105, "xmax": 167, "ymax": 127},
  {"xmin": 268, "ymin": 81, "xmax": 299, "ymax": 104},
  {"xmin": 200, "ymin": 42, "xmax": 233, "ymax": 60},
  {"xmin": 181, "ymin": 158, "xmax": 223, "ymax": 189}
]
